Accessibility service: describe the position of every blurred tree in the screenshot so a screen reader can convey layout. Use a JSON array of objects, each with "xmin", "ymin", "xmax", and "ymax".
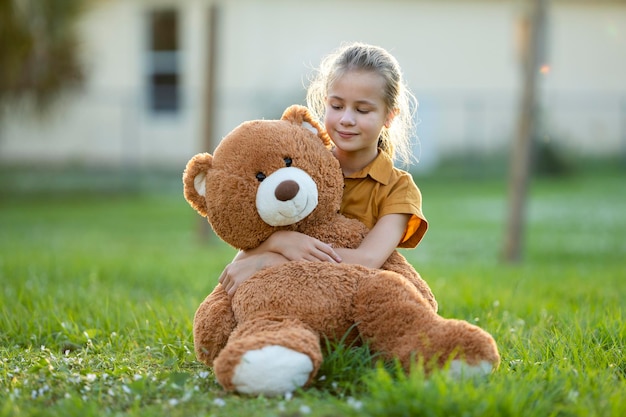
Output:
[
  {"xmin": 502, "ymin": 0, "xmax": 547, "ymax": 263},
  {"xmin": 0, "ymin": 0, "xmax": 88, "ymax": 115}
]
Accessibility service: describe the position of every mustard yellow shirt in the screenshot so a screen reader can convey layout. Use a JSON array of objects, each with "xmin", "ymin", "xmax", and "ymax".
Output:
[{"xmin": 340, "ymin": 151, "xmax": 428, "ymax": 248}]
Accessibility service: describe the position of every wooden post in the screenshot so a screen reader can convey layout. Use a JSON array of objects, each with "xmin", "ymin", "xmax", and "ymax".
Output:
[
  {"xmin": 197, "ymin": 2, "xmax": 219, "ymax": 242},
  {"xmin": 502, "ymin": 0, "xmax": 547, "ymax": 262}
]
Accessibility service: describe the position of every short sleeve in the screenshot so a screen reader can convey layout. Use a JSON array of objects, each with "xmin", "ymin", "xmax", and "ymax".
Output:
[{"xmin": 379, "ymin": 173, "xmax": 428, "ymax": 248}]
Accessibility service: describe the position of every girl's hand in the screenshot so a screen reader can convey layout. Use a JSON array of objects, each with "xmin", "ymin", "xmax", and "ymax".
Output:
[
  {"xmin": 217, "ymin": 231, "xmax": 341, "ymax": 297},
  {"xmin": 219, "ymin": 252, "xmax": 286, "ymax": 297},
  {"xmin": 265, "ymin": 230, "xmax": 342, "ymax": 263}
]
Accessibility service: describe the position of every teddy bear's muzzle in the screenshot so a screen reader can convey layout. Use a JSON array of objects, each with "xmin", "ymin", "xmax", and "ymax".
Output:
[{"xmin": 256, "ymin": 167, "xmax": 318, "ymax": 226}]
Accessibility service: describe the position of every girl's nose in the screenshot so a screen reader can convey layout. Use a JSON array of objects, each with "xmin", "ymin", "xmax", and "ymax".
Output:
[{"xmin": 340, "ymin": 110, "xmax": 355, "ymax": 126}]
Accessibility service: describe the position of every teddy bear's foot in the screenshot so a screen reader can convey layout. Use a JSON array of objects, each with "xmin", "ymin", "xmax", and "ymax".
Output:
[
  {"xmin": 231, "ymin": 345, "xmax": 314, "ymax": 396},
  {"xmin": 213, "ymin": 317, "xmax": 323, "ymax": 395}
]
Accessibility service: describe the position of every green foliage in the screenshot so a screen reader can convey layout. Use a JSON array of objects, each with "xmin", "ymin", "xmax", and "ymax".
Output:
[
  {"xmin": 0, "ymin": 167, "xmax": 624, "ymax": 416},
  {"xmin": 0, "ymin": 0, "xmax": 89, "ymax": 114}
]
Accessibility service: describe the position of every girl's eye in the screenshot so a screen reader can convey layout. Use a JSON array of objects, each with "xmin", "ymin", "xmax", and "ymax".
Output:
[
  {"xmin": 284, "ymin": 157, "xmax": 292, "ymax": 167},
  {"xmin": 256, "ymin": 172, "xmax": 266, "ymax": 182},
  {"xmin": 357, "ymin": 108, "xmax": 370, "ymax": 114}
]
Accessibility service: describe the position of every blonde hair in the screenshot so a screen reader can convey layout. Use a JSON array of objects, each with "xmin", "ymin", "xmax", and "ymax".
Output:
[{"xmin": 306, "ymin": 42, "xmax": 418, "ymax": 167}]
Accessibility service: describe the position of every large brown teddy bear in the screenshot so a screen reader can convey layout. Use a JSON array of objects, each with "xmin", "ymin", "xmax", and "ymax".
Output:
[{"xmin": 183, "ymin": 105, "xmax": 500, "ymax": 396}]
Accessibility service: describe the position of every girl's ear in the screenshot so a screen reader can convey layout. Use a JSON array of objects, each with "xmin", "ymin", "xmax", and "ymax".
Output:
[
  {"xmin": 182, "ymin": 153, "xmax": 213, "ymax": 217},
  {"xmin": 384, "ymin": 107, "xmax": 399, "ymax": 129},
  {"xmin": 281, "ymin": 104, "xmax": 332, "ymax": 148}
]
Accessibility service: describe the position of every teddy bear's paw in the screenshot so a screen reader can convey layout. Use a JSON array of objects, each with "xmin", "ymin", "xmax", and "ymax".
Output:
[
  {"xmin": 447, "ymin": 359, "xmax": 494, "ymax": 379},
  {"xmin": 231, "ymin": 345, "xmax": 314, "ymax": 396}
]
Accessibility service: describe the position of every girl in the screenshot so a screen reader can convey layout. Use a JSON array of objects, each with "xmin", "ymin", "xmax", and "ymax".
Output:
[{"xmin": 219, "ymin": 42, "xmax": 428, "ymax": 296}]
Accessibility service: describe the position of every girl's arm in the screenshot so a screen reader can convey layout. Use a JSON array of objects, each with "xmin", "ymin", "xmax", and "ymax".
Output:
[
  {"xmin": 333, "ymin": 213, "xmax": 411, "ymax": 269},
  {"xmin": 219, "ymin": 214, "xmax": 408, "ymax": 296},
  {"xmin": 219, "ymin": 231, "xmax": 341, "ymax": 296}
]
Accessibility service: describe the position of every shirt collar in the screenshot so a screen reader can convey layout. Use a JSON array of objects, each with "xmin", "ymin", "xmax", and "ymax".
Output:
[{"xmin": 343, "ymin": 150, "xmax": 394, "ymax": 185}]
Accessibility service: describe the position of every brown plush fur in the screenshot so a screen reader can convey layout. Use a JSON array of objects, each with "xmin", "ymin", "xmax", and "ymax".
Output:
[{"xmin": 183, "ymin": 105, "xmax": 499, "ymax": 394}]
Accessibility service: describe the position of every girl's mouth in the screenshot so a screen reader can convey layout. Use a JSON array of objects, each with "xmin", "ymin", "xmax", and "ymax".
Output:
[{"xmin": 337, "ymin": 130, "xmax": 357, "ymax": 139}]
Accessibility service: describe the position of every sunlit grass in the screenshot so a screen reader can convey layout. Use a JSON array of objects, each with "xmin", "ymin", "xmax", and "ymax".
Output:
[{"xmin": 1, "ymin": 166, "xmax": 625, "ymax": 416}]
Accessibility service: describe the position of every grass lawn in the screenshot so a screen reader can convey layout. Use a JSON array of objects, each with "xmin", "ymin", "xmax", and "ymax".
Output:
[{"xmin": 1, "ymin": 165, "xmax": 625, "ymax": 416}]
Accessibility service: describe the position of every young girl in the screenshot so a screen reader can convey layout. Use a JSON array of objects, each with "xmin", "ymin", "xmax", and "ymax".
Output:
[{"xmin": 219, "ymin": 42, "xmax": 428, "ymax": 296}]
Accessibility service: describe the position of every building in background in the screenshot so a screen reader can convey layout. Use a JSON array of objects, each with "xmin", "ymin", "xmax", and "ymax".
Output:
[{"xmin": 1, "ymin": 0, "xmax": 624, "ymax": 171}]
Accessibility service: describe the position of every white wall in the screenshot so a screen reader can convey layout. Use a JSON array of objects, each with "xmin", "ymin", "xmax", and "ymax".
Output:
[
  {"xmin": 1, "ymin": 0, "xmax": 624, "ymax": 168},
  {"xmin": 543, "ymin": 2, "xmax": 626, "ymax": 155}
]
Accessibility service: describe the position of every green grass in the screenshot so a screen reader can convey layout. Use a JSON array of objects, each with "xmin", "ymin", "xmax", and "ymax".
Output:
[{"xmin": 1, "ymin": 166, "xmax": 625, "ymax": 416}]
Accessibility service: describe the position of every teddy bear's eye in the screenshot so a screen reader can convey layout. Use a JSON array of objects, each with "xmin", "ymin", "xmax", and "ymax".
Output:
[
  {"xmin": 256, "ymin": 172, "xmax": 266, "ymax": 182},
  {"xmin": 284, "ymin": 157, "xmax": 292, "ymax": 167}
]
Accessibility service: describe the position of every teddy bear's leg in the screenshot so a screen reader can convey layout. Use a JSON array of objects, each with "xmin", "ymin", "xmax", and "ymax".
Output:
[
  {"xmin": 213, "ymin": 317, "xmax": 323, "ymax": 396},
  {"xmin": 193, "ymin": 285, "xmax": 237, "ymax": 367},
  {"xmin": 383, "ymin": 252, "xmax": 438, "ymax": 312},
  {"xmin": 354, "ymin": 271, "xmax": 500, "ymax": 375}
]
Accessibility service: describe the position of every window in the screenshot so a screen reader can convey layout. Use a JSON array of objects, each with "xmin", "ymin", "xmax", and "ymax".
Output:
[{"xmin": 147, "ymin": 9, "xmax": 180, "ymax": 113}]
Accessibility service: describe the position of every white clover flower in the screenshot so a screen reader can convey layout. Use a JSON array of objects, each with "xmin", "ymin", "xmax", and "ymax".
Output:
[
  {"xmin": 213, "ymin": 398, "xmax": 226, "ymax": 407},
  {"xmin": 85, "ymin": 373, "xmax": 97, "ymax": 382},
  {"xmin": 347, "ymin": 397, "xmax": 363, "ymax": 410},
  {"xmin": 299, "ymin": 405, "xmax": 311, "ymax": 414}
]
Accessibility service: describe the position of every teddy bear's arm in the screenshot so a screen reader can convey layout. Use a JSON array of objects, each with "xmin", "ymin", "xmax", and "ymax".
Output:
[{"xmin": 193, "ymin": 285, "xmax": 237, "ymax": 366}]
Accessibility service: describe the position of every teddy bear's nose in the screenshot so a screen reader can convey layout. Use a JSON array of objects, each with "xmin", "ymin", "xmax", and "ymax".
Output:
[{"xmin": 275, "ymin": 180, "xmax": 300, "ymax": 202}]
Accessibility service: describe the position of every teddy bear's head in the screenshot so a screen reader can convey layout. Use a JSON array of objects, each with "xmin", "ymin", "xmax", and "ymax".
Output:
[{"xmin": 183, "ymin": 105, "xmax": 343, "ymax": 250}]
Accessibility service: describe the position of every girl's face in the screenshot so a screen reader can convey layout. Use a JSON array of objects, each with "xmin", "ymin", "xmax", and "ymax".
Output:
[{"xmin": 324, "ymin": 70, "xmax": 394, "ymax": 158}]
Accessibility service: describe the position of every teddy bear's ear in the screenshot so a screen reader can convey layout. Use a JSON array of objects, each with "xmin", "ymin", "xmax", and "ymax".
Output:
[
  {"xmin": 281, "ymin": 105, "xmax": 332, "ymax": 148},
  {"xmin": 182, "ymin": 152, "xmax": 213, "ymax": 217}
]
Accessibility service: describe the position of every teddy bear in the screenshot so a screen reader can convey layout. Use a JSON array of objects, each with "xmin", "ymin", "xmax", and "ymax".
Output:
[{"xmin": 183, "ymin": 105, "xmax": 500, "ymax": 396}]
